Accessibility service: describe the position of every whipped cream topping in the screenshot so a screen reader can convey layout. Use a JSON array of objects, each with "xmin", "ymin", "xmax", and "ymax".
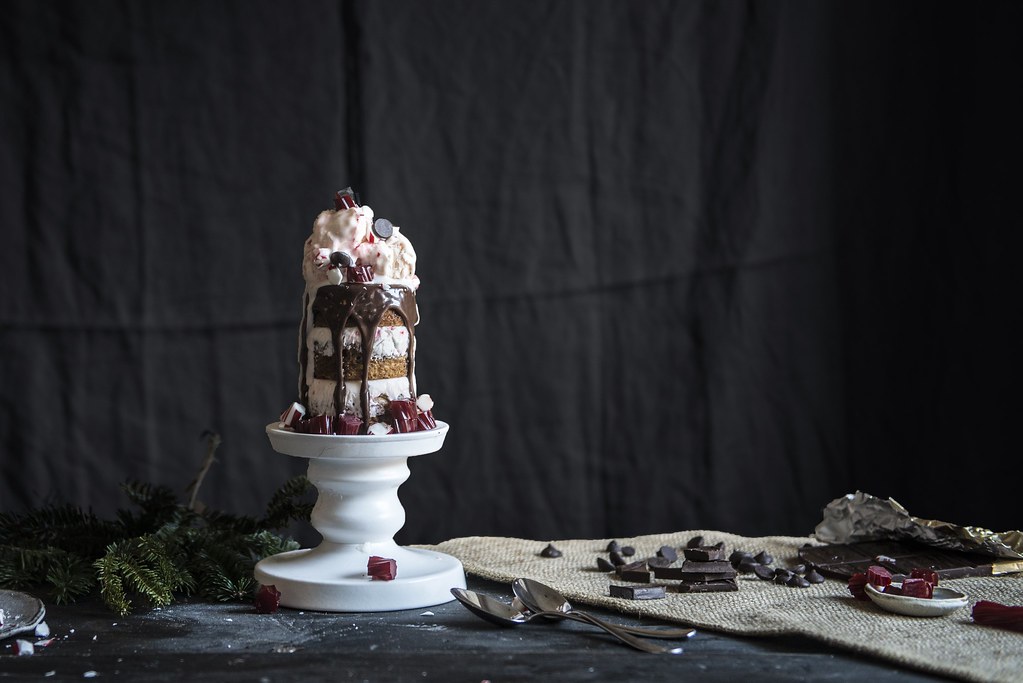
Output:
[{"xmin": 302, "ymin": 205, "xmax": 419, "ymax": 291}]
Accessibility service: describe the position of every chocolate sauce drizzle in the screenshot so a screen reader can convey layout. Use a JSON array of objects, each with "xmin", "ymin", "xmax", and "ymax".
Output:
[{"xmin": 299, "ymin": 283, "xmax": 417, "ymax": 433}]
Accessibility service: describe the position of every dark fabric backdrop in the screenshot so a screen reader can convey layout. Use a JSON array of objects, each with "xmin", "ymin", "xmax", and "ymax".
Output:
[{"xmin": 1, "ymin": 1, "xmax": 1020, "ymax": 546}]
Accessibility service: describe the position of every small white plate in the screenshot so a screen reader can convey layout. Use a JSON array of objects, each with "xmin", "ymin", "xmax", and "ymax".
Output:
[
  {"xmin": 865, "ymin": 581, "xmax": 968, "ymax": 617},
  {"xmin": 0, "ymin": 589, "xmax": 46, "ymax": 639}
]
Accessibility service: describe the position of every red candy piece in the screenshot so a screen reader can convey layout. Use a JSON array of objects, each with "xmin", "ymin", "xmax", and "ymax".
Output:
[
  {"xmin": 389, "ymin": 399, "xmax": 418, "ymax": 433},
  {"xmin": 346, "ymin": 264, "xmax": 374, "ymax": 283},
  {"xmin": 336, "ymin": 414, "xmax": 363, "ymax": 435},
  {"xmin": 279, "ymin": 402, "xmax": 306, "ymax": 429},
  {"xmin": 900, "ymin": 577, "xmax": 933, "ymax": 599},
  {"xmin": 367, "ymin": 556, "xmax": 397, "ymax": 581},
  {"xmin": 255, "ymin": 584, "xmax": 282, "ymax": 614},
  {"xmin": 847, "ymin": 572, "xmax": 869, "ymax": 601},
  {"xmin": 973, "ymin": 601, "xmax": 1023, "ymax": 633},
  {"xmin": 416, "ymin": 409, "xmax": 437, "ymax": 431},
  {"xmin": 909, "ymin": 568, "xmax": 939, "ymax": 587},
  {"xmin": 302, "ymin": 414, "xmax": 333, "ymax": 435},
  {"xmin": 334, "ymin": 187, "xmax": 359, "ymax": 210},
  {"xmin": 866, "ymin": 565, "xmax": 892, "ymax": 589}
]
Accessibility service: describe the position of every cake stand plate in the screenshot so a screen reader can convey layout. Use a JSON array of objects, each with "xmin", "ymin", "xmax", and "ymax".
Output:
[{"xmin": 255, "ymin": 421, "xmax": 465, "ymax": 612}]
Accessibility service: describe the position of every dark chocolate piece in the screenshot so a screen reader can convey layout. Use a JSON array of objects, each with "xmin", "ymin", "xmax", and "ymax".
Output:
[
  {"xmin": 657, "ymin": 546, "xmax": 679, "ymax": 563},
  {"xmin": 619, "ymin": 569, "xmax": 654, "ymax": 583},
  {"xmin": 686, "ymin": 535, "xmax": 704, "ymax": 548},
  {"xmin": 609, "ymin": 584, "xmax": 666, "ymax": 600},
  {"xmin": 540, "ymin": 543, "xmax": 562, "ymax": 558},
  {"xmin": 647, "ymin": 556, "xmax": 672, "ymax": 569},
  {"xmin": 607, "ymin": 540, "xmax": 621, "ymax": 553},
  {"xmin": 790, "ymin": 563, "xmax": 806, "ymax": 574},
  {"xmin": 787, "ymin": 574, "xmax": 811, "ymax": 588},
  {"xmin": 681, "ymin": 560, "xmax": 734, "ymax": 573},
  {"xmin": 609, "ymin": 550, "xmax": 626, "ymax": 567},
  {"xmin": 674, "ymin": 579, "xmax": 738, "ymax": 593},
  {"xmin": 737, "ymin": 558, "xmax": 759, "ymax": 574},
  {"xmin": 729, "ymin": 550, "xmax": 753, "ymax": 567},
  {"xmin": 683, "ymin": 547, "xmax": 726, "ymax": 562},
  {"xmin": 804, "ymin": 569, "xmax": 825, "ymax": 584},
  {"xmin": 754, "ymin": 551, "xmax": 773, "ymax": 566},
  {"xmin": 621, "ymin": 546, "xmax": 636, "ymax": 557},
  {"xmin": 753, "ymin": 565, "xmax": 775, "ymax": 581},
  {"xmin": 596, "ymin": 557, "xmax": 616, "ymax": 572},
  {"xmin": 618, "ymin": 560, "xmax": 648, "ymax": 573}
]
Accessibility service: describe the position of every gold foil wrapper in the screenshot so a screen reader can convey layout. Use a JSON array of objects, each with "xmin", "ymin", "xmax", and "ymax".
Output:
[{"xmin": 814, "ymin": 491, "xmax": 1023, "ymax": 560}]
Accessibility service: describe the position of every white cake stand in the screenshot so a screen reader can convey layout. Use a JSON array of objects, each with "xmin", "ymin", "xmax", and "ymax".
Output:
[{"xmin": 254, "ymin": 421, "xmax": 465, "ymax": 612}]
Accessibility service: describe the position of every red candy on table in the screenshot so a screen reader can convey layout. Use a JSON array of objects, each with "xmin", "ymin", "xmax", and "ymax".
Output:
[
  {"xmin": 900, "ymin": 577, "xmax": 933, "ymax": 599},
  {"xmin": 302, "ymin": 414, "xmax": 333, "ymax": 435},
  {"xmin": 367, "ymin": 556, "xmax": 397, "ymax": 581},
  {"xmin": 866, "ymin": 565, "xmax": 892, "ymax": 589},
  {"xmin": 848, "ymin": 572, "xmax": 869, "ymax": 600},
  {"xmin": 254, "ymin": 584, "xmax": 282, "ymax": 614}
]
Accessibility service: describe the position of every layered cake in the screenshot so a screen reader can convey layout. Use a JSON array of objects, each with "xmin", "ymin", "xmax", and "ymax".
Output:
[{"xmin": 280, "ymin": 188, "xmax": 435, "ymax": 435}]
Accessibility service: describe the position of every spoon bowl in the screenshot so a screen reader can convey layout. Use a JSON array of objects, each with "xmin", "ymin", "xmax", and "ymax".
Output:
[
  {"xmin": 512, "ymin": 577, "xmax": 696, "ymax": 640},
  {"xmin": 450, "ymin": 587, "xmax": 683, "ymax": 654}
]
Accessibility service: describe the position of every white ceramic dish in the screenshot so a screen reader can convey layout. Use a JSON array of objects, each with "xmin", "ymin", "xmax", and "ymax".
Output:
[{"xmin": 865, "ymin": 582, "xmax": 968, "ymax": 617}]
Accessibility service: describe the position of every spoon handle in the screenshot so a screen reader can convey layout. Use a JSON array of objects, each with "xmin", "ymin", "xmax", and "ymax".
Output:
[
  {"xmin": 540, "ymin": 611, "xmax": 684, "ymax": 655},
  {"xmin": 568, "ymin": 609, "xmax": 695, "ymax": 640}
]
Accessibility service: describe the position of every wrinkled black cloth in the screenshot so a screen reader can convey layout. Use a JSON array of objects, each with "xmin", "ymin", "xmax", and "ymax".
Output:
[{"xmin": 1, "ymin": 1, "xmax": 1020, "ymax": 544}]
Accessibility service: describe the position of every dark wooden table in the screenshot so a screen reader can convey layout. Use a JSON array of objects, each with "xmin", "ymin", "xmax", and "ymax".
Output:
[{"xmin": 2, "ymin": 576, "xmax": 953, "ymax": 682}]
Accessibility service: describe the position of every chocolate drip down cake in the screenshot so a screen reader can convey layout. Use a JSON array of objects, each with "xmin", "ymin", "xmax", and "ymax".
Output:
[{"xmin": 278, "ymin": 188, "xmax": 436, "ymax": 436}]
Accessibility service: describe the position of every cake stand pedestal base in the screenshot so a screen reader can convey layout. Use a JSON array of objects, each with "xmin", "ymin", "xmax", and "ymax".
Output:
[{"xmin": 255, "ymin": 421, "xmax": 465, "ymax": 612}]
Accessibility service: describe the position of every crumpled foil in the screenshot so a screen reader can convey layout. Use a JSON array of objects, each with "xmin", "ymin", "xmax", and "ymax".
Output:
[{"xmin": 814, "ymin": 491, "xmax": 1023, "ymax": 560}]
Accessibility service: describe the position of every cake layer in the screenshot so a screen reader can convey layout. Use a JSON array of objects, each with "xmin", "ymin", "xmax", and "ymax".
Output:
[
  {"xmin": 308, "ymin": 324, "xmax": 410, "ymax": 361},
  {"xmin": 307, "ymin": 377, "xmax": 414, "ymax": 421}
]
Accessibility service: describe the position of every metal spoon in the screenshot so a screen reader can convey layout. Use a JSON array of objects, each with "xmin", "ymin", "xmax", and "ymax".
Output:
[
  {"xmin": 450, "ymin": 588, "xmax": 683, "ymax": 655},
  {"xmin": 511, "ymin": 577, "xmax": 696, "ymax": 640}
]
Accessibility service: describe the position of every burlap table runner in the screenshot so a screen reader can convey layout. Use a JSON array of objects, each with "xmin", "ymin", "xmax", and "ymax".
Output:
[{"xmin": 419, "ymin": 531, "xmax": 1023, "ymax": 682}]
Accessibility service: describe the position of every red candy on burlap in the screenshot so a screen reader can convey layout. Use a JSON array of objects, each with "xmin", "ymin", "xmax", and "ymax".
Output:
[{"xmin": 848, "ymin": 572, "xmax": 869, "ymax": 600}]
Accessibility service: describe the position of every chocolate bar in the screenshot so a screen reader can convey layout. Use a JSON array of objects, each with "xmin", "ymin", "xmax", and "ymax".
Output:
[
  {"xmin": 680, "ymin": 560, "xmax": 735, "ymax": 574},
  {"xmin": 799, "ymin": 541, "xmax": 1023, "ymax": 581},
  {"xmin": 674, "ymin": 579, "xmax": 738, "ymax": 593},
  {"xmin": 609, "ymin": 584, "xmax": 666, "ymax": 600}
]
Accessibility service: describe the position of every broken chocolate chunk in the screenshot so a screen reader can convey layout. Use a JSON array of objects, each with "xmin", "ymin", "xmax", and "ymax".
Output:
[
  {"xmin": 540, "ymin": 543, "xmax": 563, "ymax": 558},
  {"xmin": 683, "ymin": 546, "xmax": 726, "ymax": 562},
  {"xmin": 647, "ymin": 556, "xmax": 672, "ymax": 569},
  {"xmin": 609, "ymin": 550, "xmax": 626, "ymax": 567},
  {"xmin": 674, "ymin": 579, "xmax": 738, "ymax": 593},
  {"xmin": 596, "ymin": 557, "xmax": 616, "ymax": 572},
  {"xmin": 609, "ymin": 584, "xmax": 666, "ymax": 600},
  {"xmin": 686, "ymin": 535, "xmax": 705, "ymax": 548},
  {"xmin": 619, "ymin": 569, "xmax": 654, "ymax": 583}
]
